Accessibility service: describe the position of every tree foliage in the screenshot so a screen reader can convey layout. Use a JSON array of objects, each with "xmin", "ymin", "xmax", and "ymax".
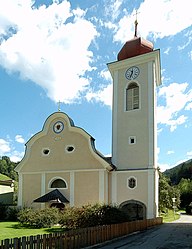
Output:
[
  {"xmin": 162, "ymin": 158, "xmax": 192, "ymax": 211},
  {"xmin": 0, "ymin": 156, "xmax": 18, "ymax": 181},
  {"xmin": 159, "ymin": 170, "xmax": 180, "ymax": 212},
  {"xmin": 164, "ymin": 159, "xmax": 192, "ymax": 185},
  {"xmin": 178, "ymin": 178, "xmax": 192, "ymax": 209}
]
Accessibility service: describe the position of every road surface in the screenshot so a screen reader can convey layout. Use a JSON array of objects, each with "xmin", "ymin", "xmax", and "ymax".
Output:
[{"xmin": 94, "ymin": 214, "xmax": 192, "ymax": 249}]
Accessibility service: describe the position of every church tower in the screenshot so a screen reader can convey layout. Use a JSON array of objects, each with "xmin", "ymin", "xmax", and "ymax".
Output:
[{"xmin": 108, "ymin": 19, "xmax": 161, "ymax": 219}]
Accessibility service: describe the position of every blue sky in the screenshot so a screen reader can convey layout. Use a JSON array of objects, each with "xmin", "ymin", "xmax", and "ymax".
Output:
[{"xmin": 0, "ymin": 0, "xmax": 191, "ymax": 171}]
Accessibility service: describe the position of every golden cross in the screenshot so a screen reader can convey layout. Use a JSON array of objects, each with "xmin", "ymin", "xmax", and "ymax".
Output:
[{"xmin": 134, "ymin": 10, "xmax": 140, "ymax": 37}]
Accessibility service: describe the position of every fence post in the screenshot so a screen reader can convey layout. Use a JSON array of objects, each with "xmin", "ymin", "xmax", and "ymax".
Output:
[
  {"xmin": 13, "ymin": 238, "xmax": 21, "ymax": 249},
  {"xmin": 4, "ymin": 239, "xmax": 9, "ymax": 249}
]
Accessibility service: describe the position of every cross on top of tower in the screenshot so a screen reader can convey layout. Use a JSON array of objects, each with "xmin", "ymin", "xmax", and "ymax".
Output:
[
  {"xmin": 134, "ymin": 10, "xmax": 140, "ymax": 37},
  {"xmin": 117, "ymin": 9, "xmax": 153, "ymax": 61}
]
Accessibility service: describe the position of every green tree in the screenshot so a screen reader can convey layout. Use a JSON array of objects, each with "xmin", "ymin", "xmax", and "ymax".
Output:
[
  {"xmin": 0, "ymin": 156, "xmax": 18, "ymax": 181},
  {"xmin": 178, "ymin": 178, "xmax": 192, "ymax": 208},
  {"xmin": 159, "ymin": 170, "xmax": 180, "ymax": 212}
]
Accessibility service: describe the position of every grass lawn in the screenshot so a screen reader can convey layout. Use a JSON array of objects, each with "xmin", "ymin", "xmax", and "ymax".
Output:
[
  {"xmin": 0, "ymin": 221, "xmax": 64, "ymax": 241},
  {"xmin": 161, "ymin": 209, "xmax": 180, "ymax": 223}
]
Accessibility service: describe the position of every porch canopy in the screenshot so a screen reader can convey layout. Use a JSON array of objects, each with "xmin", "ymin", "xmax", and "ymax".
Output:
[{"xmin": 33, "ymin": 189, "xmax": 69, "ymax": 203}]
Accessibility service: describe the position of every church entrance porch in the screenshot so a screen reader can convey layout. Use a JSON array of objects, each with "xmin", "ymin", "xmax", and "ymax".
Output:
[{"xmin": 120, "ymin": 200, "xmax": 146, "ymax": 221}]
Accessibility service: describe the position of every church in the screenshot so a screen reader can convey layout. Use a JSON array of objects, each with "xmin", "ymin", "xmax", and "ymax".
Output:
[{"xmin": 15, "ymin": 22, "xmax": 161, "ymax": 221}]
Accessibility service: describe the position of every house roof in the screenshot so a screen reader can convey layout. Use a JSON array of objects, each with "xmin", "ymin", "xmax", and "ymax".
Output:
[
  {"xmin": 117, "ymin": 37, "xmax": 153, "ymax": 61},
  {"xmin": 0, "ymin": 173, "xmax": 12, "ymax": 181},
  {"xmin": 33, "ymin": 189, "xmax": 69, "ymax": 203},
  {"xmin": 0, "ymin": 174, "xmax": 14, "ymax": 186}
]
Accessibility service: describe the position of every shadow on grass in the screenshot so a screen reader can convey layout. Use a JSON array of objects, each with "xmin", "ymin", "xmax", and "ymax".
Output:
[
  {"xmin": 9, "ymin": 223, "xmax": 35, "ymax": 229},
  {"xmin": 9, "ymin": 223, "xmax": 67, "ymax": 233},
  {"xmin": 45, "ymin": 227, "xmax": 66, "ymax": 233}
]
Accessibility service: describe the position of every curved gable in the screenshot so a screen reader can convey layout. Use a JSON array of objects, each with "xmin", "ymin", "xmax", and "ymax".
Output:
[{"xmin": 15, "ymin": 112, "xmax": 112, "ymax": 172}]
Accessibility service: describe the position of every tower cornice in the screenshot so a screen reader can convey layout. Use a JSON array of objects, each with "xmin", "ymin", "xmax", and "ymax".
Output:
[{"xmin": 108, "ymin": 49, "xmax": 161, "ymax": 86}]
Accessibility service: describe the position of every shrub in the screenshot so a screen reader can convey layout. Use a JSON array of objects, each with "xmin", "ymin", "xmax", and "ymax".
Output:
[
  {"xmin": 18, "ymin": 207, "xmax": 60, "ymax": 228},
  {"xmin": 97, "ymin": 204, "xmax": 129, "ymax": 225},
  {"xmin": 0, "ymin": 203, "xmax": 20, "ymax": 221},
  {"xmin": 59, "ymin": 203, "xmax": 129, "ymax": 229},
  {"xmin": 0, "ymin": 203, "xmax": 7, "ymax": 221},
  {"xmin": 7, "ymin": 206, "xmax": 20, "ymax": 221}
]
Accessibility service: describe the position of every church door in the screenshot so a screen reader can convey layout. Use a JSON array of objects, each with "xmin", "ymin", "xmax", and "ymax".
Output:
[{"xmin": 120, "ymin": 200, "xmax": 146, "ymax": 221}]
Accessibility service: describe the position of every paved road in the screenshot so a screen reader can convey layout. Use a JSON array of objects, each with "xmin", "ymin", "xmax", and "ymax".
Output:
[{"xmin": 96, "ymin": 214, "xmax": 192, "ymax": 249}]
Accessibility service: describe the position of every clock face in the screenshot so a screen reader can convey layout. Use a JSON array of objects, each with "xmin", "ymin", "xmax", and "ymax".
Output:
[
  {"xmin": 53, "ymin": 121, "xmax": 64, "ymax": 133},
  {"xmin": 125, "ymin": 66, "xmax": 140, "ymax": 80}
]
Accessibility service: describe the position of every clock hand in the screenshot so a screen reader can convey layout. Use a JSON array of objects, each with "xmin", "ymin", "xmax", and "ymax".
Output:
[{"xmin": 130, "ymin": 69, "xmax": 133, "ymax": 78}]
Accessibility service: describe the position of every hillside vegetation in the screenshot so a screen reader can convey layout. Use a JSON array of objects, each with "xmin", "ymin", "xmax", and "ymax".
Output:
[
  {"xmin": 164, "ymin": 159, "xmax": 192, "ymax": 185},
  {"xmin": 0, "ymin": 156, "xmax": 18, "ymax": 181},
  {"xmin": 0, "ymin": 173, "xmax": 12, "ymax": 181},
  {"xmin": 163, "ymin": 159, "xmax": 192, "ymax": 211}
]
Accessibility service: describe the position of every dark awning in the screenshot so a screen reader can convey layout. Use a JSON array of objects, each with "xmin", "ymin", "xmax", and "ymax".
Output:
[{"xmin": 33, "ymin": 189, "xmax": 69, "ymax": 203}]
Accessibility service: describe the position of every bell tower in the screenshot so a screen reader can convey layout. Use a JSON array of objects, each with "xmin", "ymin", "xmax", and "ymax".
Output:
[
  {"xmin": 108, "ymin": 29, "xmax": 161, "ymax": 171},
  {"xmin": 108, "ymin": 18, "xmax": 161, "ymax": 219}
]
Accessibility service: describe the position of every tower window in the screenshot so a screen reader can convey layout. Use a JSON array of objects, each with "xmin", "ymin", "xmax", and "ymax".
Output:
[
  {"xmin": 128, "ymin": 177, "xmax": 137, "ymax": 189},
  {"xmin": 129, "ymin": 136, "xmax": 136, "ymax": 145},
  {"xmin": 126, "ymin": 83, "xmax": 139, "ymax": 111}
]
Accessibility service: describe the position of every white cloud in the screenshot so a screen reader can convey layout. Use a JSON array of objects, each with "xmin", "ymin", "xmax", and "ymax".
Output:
[
  {"xmin": 86, "ymin": 84, "xmax": 113, "ymax": 108},
  {"xmin": 158, "ymin": 163, "xmax": 171, "ymax": 172},
  {"xmin": 164, "ymin": 47, "xmax": 171, "ymax": 55},
  {"xmin": 139, "ymin": 0, "xmax": 192, "ymax": 39},
  {"xmin": 0, "ymin": 138, "xmax": 11, "ymax": 155},
  {"xmin": 0, "ymin": 0, "xmax": 98, "ymax": 103},
  {"xmin": 100, "ymin": 70, "xmax": 112, "ymax": 81},
  {"xmin": 178, "ymin": 29, "xmax": 192, "ymax": 51},
  {"xmin": 167, "ymin": 150, "xmax": 174, "ymax": 155},
  {"xmin": 168, "ymin": 115, "xmax": 187, "ymax": 132},
  {"xmin": 112, "ymin": 0, "xmax": 192, "ymax": 42},
  {"xmin": 159, "ymin": 157, "xmax": 189, "ymax": 172},
  {"xmin": 185, "ymin": 102, "xmax": 192, "ymax": 110},
  {"xmin": 10, "ymin": 151, "xmax": 24, "ymax": 162},
  {"xmin": 0, "ymin": 137, "xmax": 24, "ymax": 162},
  {"xmin": 86, "ymin": 69, "xmax": 113, "ymax": 107},
  {"xmin": 113, "ymin": 15, "xmax": 133, "ymax": 43},
  {"xmin": 104, "ymin": 0, "xmax": 123, "ymax": 21},
  {"xmin": 173, "ymin": 158, "xmax": 189, "ymax": 167},
  {"xmin": 187, "ymin": 151, "xmax": 192, "ymax": 157},
  {"xmin": 15, "ymin": 135, "xmax": 25, "ymax": 144},
  {"xmin": 157, "ymin": 82, "xmax": 192, "ymax": 131}
]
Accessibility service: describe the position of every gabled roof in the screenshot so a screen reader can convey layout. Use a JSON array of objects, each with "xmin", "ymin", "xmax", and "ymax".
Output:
[{"xmin": 33, "ymin": 189, "xmax": 69, "ymax": 203}]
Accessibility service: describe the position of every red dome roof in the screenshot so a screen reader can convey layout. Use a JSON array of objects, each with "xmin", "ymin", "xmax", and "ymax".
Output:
[{"xmin": 117, "ymin": 36, "xmax": 153, "ymax": 61}]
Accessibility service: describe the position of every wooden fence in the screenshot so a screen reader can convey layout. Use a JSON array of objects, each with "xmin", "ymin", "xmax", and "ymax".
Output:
[{"xmin": 0, "ymin": 217, "xmax": 162, "ymax": 249}]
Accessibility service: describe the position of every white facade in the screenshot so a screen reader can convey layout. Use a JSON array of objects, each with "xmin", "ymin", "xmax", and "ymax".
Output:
[{"xmin": 108, "ymin": 50, "xmax": 161, "ymax": 218}]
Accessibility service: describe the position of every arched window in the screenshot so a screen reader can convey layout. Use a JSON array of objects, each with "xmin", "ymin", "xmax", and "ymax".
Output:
[
  {"xmin": 50, "ymin": 179, "xmax": 67, "ymax": 188},
  {"xmin": 126, "ymin": 83, "xmax": 139, "ymax": 111}
]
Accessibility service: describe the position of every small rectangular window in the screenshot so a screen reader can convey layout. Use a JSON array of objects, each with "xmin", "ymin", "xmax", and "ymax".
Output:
[{"xmin": 129, "ymin": 136, "xmax": 136, "ymax": 145}]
